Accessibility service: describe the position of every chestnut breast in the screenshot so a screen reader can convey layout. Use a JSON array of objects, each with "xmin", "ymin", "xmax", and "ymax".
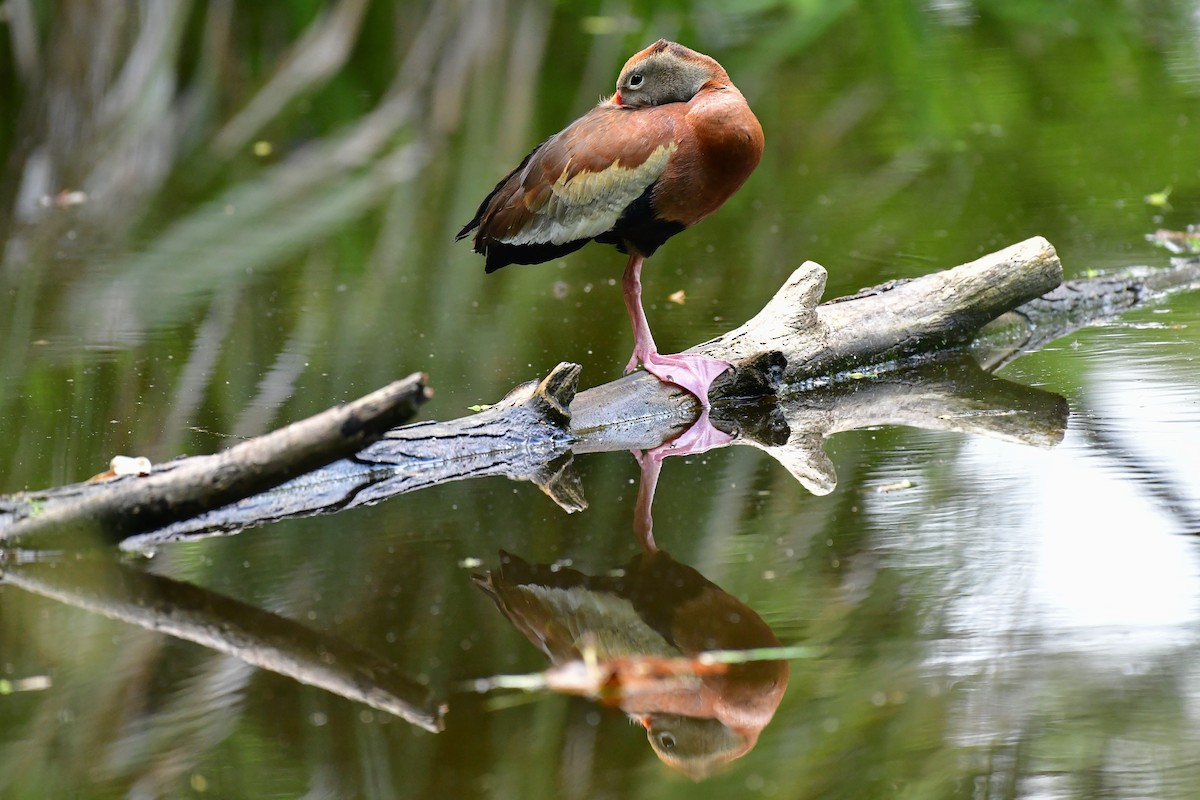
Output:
[{"xmin": 653, "ymin": 84, "xmax": 765, "ymax": 227}]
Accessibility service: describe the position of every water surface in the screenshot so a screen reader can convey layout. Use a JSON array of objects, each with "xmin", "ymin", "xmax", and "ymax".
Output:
[{"xmin": 3, "ymin": 3, "xmax": 1200, "ymax": 798}]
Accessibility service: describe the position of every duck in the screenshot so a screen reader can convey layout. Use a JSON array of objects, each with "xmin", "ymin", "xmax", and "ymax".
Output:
[{"xmin": 458, "ymin": 39, "xmax": 764, "ymax": 405}]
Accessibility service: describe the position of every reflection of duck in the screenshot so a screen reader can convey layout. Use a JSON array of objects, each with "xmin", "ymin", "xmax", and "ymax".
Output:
[{"xmin": 474, "ymin": 550, "xmax": 788, "ymax": 779}]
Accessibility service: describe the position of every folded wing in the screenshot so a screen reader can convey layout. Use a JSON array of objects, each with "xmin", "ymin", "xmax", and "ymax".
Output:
[{"xmin": 458, "ymin": 104, "xmax": 683, "ymax": 272}]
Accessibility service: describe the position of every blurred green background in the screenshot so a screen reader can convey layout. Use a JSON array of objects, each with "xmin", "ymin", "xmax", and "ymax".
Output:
[{"xmin": 3, "ymin": 1, "xmax": 1200, "ymax": 798}]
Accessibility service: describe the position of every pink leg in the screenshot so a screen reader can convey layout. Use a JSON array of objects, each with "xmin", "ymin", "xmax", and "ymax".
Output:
[
  {"xmin": 622, "ymin": 254, "xmax": 658, "ymax": 373},
  {"xmin": 630, "ymin": 408, "xmax": 735, "ymax": 553},
  {"xmin": 631, "ymin": 446, "xmax": 663, "ymax": 553},
  {"xmin": 621, "ymin": 254, "xmax": 732, "ymax": 406}
]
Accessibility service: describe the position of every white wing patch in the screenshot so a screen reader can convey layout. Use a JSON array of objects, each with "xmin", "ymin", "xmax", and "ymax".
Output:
[{"xmin": 501, "ymin": 143, "xmax": 676, "ymax": 246}]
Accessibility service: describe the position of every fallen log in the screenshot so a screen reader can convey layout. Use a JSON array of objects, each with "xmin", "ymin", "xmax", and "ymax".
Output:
[{"xmin": 4, "ymin": 238, "xmax": 1200, "ymax": 547}]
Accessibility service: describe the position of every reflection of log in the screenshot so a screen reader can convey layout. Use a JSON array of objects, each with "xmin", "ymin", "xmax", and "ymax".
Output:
[
  {"xmin": 728, "ymin": 356, "xmax": 1070, "ymax": 495},
  {"xmin": 1, "ymin": 554, "xmax": 445, "ymax": 731},
  {"xmin": 617, "ymin": 354, "xmax": 1069, "ymax": 548},
  {"xmin": 0, "ymin": 374, "xmax": 430, "ymax": 545}
]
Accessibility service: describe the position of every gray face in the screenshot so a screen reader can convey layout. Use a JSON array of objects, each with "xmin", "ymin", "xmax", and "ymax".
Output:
[
  {"xmin": 616, "ymin": 50, "xmax": 716, "ymax": 108},
  {"xmin": 644, "ymin": 714, "xmax": 747, "ymax": 779}
]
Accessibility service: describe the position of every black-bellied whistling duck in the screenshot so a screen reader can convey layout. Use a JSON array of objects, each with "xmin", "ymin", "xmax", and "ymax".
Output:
[{"xmin": 458, "ymin": 39, "xmax": 764, "ymax": 406}]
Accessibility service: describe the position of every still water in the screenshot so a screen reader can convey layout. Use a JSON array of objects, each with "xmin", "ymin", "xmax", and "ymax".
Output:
[{"xmin": 3, "ymin": 3, "xmax": 1200, "ymax": 798}]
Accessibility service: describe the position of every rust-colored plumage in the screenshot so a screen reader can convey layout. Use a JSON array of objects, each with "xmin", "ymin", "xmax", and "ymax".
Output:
[{"xmin": 458, "ymin": 40, "xmax": 763, "ymax": 404}]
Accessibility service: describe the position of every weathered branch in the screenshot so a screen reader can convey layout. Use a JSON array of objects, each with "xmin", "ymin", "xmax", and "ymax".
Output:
[
  {"xmin": 1, "ymin": 374, "xmax": 431, "ymax": 545},
  {"xmin": 116, "ymin": 364, "xmax": 582, "ymax": 549},
  {"xmin": 729, "ymin": 356, "xmax": 1069, "ymax": 495}
]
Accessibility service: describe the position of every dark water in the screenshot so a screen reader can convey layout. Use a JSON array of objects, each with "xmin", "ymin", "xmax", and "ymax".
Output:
[{"xmin": 3, "ymin": 3, "xmax": 1200, "ymax": 798}]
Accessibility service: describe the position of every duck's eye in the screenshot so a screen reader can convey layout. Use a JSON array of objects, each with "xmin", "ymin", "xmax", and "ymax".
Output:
[
  {"xmin": 629, "ymin": 73, "xmax": 644, "ymax": 88},
  {"xmin": 656, "ymin": 732, "xmax": 676, "ymax": 751}
]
